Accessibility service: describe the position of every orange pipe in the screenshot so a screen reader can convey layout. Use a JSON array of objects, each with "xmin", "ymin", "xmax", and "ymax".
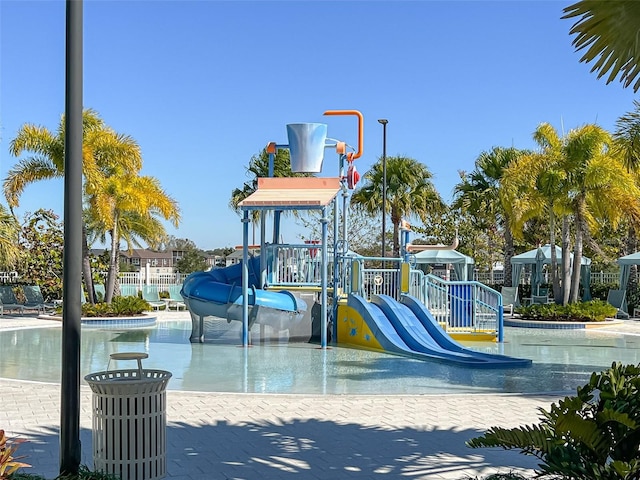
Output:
[{"xmin": 323, "ymin": 109, "xmax": 364, "ymax": 160}]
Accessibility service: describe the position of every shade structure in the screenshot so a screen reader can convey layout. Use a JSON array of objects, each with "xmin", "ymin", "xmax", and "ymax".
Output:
[
  {"xmin": 511, "ymin": 244, "xmax": 591, "ymax": 300},
  {"xmin": 616, "ymin": 252, "xmax": 640, "ymax": 289},
  {"xmin": 413, "ymin": 249, "xmax": 475, "ymax": 281}
]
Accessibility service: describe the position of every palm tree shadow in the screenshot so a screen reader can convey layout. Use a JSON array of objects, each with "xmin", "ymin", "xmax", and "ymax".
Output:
[{"xmin": 15, "ymin": 419, "xmax": 540, "ymax": 479}]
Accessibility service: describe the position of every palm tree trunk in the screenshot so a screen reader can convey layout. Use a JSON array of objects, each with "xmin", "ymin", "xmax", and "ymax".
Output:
[
  {"xmin": 561, "ymin": 216, "xmax": 571, "ymax": 305},
  {"xmin": 549, "ymin": 208, "xmax": 561, "ymax": 302},
  {"xmin": 105, "ymin": 222, "xmax": 119, "ymax": 304},
  {"xmin": 569, "ymin": 200, "xmax": 586, "ymax": 303},
  {"xmin": 81, "ymin": 223, "xmax": 95, "ymax": 304},
  {"xmin": 503, "ymin": 224, "xmax": 515, "ymax": 288},
  {"xmin": 626, "ymin": 225, "xmax": 638, "ymax": 290},
  {"xmin": 391, "ymin": 207, "xmax": 401, "ymax": 258}
]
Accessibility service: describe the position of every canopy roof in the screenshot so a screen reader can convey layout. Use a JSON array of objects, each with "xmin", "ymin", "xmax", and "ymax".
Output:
[
  {"xmin": 511, "ymin": 244, "xmax": 591, "ymax": 265},
  {"xmin": 413, "ymin": 249, "xmax": 475, "ymax": 265},
  {"xmin": 239, "ymin": 177, "xmax": 341, "ymax": 211},
  {"xmin": 617, "ymin": 252, "xmax": 640, "ymax": 265}
]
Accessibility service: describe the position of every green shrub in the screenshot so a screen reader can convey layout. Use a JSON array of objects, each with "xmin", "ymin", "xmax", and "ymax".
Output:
[
  {"xmin": 515, "ymin": 300, "xmax": 616, "ymax": 322},
  {"xmin": 80, "ymin": 295, "xmax": 151, "ymax": 317},
  {"xmin": 467, "ymin": 362, "xmax": 640, "ymax": 480}
]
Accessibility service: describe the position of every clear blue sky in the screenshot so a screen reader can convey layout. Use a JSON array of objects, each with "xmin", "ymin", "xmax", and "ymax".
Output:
[{"xmin": 1, "ymin": 1, "xmax": 636, "ymax": 250}]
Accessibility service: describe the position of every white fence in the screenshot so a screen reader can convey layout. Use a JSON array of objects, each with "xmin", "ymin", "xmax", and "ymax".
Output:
[
  {"xmin": 473, "ymin": 270, "xmax": 622, "ymax": 286},
  {"xmin": 118, "ymin": 272, "xmax": 188, "ymax": 293}
]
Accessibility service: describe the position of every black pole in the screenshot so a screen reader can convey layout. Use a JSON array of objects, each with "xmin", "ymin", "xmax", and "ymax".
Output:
[
  {"xmin": 378, "ymin": 119, "xmax": 388, "ymax": 260},
  {"xmin": 60, "ymin": 0, "xmax": 83, "ymax": 475}
]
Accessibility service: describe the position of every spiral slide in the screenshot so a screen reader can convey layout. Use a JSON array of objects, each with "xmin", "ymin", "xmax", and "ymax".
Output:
[
  {"xmin": 345, "ymin": 294, "xmax": 531, "ymax": 368},
  {"xmin": 181, "ymin": 257, "xmax": 307, "ymax": 342}
]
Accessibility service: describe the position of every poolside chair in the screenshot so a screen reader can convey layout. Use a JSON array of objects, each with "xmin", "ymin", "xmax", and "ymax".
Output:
[
  {"xmin": 0, "ymin": 286, "xmax": 25, "ymax": 314},
  {"xmin": 500, "ymin": 286, "xmax": 519, "ymax": 315},
  {"xmin": 166, "ymin": 285, "xmax": 186, "ymax": 311},
  {"xmin": 141, "ymin": 285, "xmax": 166, "ymax": 310},
  {"xmin": 607, "ymin": 289, "xmax": 629, "ymax": 319},
  {"xmin": 532, "ymin": 295, "xmax": 552, "ymax": 305},
  {"xmin": 21, "ymin": 285, "xmax": 55, "ymax": 313},
  {"xmin": 119, "ymin": 284, "xmax": 139, "ymax": 298}
]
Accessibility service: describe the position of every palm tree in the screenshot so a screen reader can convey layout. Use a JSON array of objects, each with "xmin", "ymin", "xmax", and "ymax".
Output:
[
  {"xmin": 613, "ymin": 100, "xmax": 640, "ymax": 290},
  {"xmin": 453, "ymin": 147, "xmax": 527, "ymax": 287},
  {"xmin": 351, "ymin": 156, "xmax": 445, "ymax": 258},
  {"xmin": 0, "ymin": 204, "xmax": 21, "ymax": 269},
  {"xmin": 4, "ymin": 109, "xmax": 142, "ymax": 302},
  {"xmin": 86, "ymin": 173, "xmax": 180, "ymax": 303},
  {"xmin": 500, "ymin": 139, "xmax": 571, "ymax": 303},
  {"xmin": 563, "ymin": 1, "xmax": 640, "ymax": 92},
  {"xmin": 504, "ymin": 123, "xmax": 640, "ymax": 304}
]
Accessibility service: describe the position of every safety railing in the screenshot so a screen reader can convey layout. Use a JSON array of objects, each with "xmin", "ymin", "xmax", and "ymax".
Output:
[
  {"xmin": 264, "ymin": 243, "xmax": 334, "ymax": 288},
  {"xmin": 423, "ymin": 274, "xmax": 503, "ymax": 340}
]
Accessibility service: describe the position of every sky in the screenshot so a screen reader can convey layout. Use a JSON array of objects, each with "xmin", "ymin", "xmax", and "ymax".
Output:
[{"xmin": 1, "ymin": 0, "xmax": 637, "ymax": 251}]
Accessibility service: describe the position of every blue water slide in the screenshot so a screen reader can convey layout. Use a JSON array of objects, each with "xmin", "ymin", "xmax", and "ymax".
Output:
[
  {"xmin": 348, "ymin": 294, "xmax": 531, "ymax": 369},
  {"xmin": 181, "ymin": 259, "xmax": 307, "ymax": 342},
  {"xmin": 400, "ymin": 295, "xmax": 530, "ymax": 365}
]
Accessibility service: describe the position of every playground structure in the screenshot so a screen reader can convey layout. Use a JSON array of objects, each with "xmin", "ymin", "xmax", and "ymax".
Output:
[{"xmin": 180, "ymin": 110, "xmax": 531, "ymax": 368}]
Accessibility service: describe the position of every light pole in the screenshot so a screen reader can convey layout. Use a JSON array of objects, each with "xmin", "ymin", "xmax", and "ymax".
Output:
[{"xmin": 378, "ymin": 119, "xmax": 388, "ymax": 260}]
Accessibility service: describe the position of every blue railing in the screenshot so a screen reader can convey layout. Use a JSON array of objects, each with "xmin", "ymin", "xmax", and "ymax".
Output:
[{"xmin": 258, "ymin": 245, "xmax": 503, "ymax": 340}]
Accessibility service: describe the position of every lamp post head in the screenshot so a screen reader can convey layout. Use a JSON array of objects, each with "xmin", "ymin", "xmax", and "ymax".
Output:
[{"xmin": 378, "ymin": 119, "xmax": 388, "ymax": 125}]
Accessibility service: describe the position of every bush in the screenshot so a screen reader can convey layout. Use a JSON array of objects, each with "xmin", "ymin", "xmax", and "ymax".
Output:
[
  {"xmin": 58, "ymin": 295, "xmax": 152, "ymax": 318},
  {"xmin": 0, "ymin": 430, "xmax": 30, "ymax": 479},
  {"xmin": 515, "ymin": 300, "xmax": 616, "ymax": 322},
  {"xmin": 467, "ymin": 362, "xmax": 640, "ymax": 480}
]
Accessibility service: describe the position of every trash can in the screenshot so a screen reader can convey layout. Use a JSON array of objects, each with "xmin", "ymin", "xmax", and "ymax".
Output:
[
  {"xmin": 450, "ymin": 285, "xmax": 473, "ymax": 327},
  {"xmin": 85, "ymin": 352, "xmax": 172, "ymax": 480}
]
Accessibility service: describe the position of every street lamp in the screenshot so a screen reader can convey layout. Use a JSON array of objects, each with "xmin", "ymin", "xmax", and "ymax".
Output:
[{"xmin": 378, "ymin": 119, "xmax": 388, "ymax": 260}]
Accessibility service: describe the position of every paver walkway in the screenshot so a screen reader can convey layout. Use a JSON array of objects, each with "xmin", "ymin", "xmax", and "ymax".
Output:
[{"xmin": 7, "ymin": 312, "xmax": 637, "ymax": 479}]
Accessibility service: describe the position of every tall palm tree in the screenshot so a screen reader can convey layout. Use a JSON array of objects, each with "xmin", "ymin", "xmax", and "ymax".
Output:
[
  {"xmin": 612, "ymin": 100, "xmax": 640, "ymax": 291},
  {"xmin": 86, "ymin": 173, "xmax": 180, "ymax": 303},
  {"xmin": 453, "ymin": 147, "xmax": 527, "ymax": 287},
  {"xmin": 4, "ymin": 109, "xmax": 142, "ymax": 302},
  {"xmin": 351, "ymin": 156, "xmax": 445, "ymax": 257},
  {"xmin": 563, "ymin": 1, "xmax": 640, "ymax": 92},
  {"xmin": 501, "ymin": 142, "xmax": 571, "ymax": 303},
  {"xmin": 0, "ymin": 204, "xmax": 22, "ymax": 269}
]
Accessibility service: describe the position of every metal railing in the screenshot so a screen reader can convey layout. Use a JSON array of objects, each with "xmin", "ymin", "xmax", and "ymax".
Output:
[
  {"xmin": 422, "ymin": 274, "xmax": 502, "ymax": 338},
  {"xmin": 342, "ymin": 256, "xmax": 502, "ymax": 339},
  {"xmin": 264, "ymin": 243, "xmax": 330, "ymax": 287}
]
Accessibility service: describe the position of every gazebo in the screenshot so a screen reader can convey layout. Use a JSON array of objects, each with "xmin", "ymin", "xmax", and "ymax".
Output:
[
  {"xmin": 616, "ymin": 252, "xmax": 640, "ymax": 288},
  {"xmin": 511, "ymin": 244, "xmax": 592, "ymax": 300},
  {"xmin": 413, "ymin": 249, "xmax": 475, "ymax": 281}
]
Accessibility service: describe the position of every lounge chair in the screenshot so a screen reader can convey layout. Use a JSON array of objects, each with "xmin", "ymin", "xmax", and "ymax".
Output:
[
  {"xmin": 0, "ymin": 286, "xmax": 25, "ymax": 314},
  {"xmin": 21, "ymin": 285, "xmax": 55, "ymax": 313},
  {"xmin": 500, "ymin": 286, "xmax": 519, "ymax": 315},
  {"xmin": 532, "ymin": 295, "xmax": 552, "ymax": 305},
  {"xmin": 141, "ymin": 286, "xmax": 166, "ymax": 310},
  {"xmin": 607, "ymin": 289, "xmax": 629, "ymax": 319},
  {"xmin": 166, "ymin": 285, "xmax": 186, "ymax": 311},
  {"xmin": 119, "ymin": 285, "xmax": 139, "ymax": 297}
]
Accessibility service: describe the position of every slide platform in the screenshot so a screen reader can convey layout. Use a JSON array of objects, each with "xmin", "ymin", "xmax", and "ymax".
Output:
[
  {"xmin": 343, "ymin": 294, "xmax": 531, "ymax": 369},
  {"xmin": 181, "ymin": 257, "xmax": 307, "ymax": 342}
]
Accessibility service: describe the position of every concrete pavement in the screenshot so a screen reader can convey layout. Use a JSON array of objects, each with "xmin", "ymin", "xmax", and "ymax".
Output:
[{"xmin": 0, "ymin": 311, "xmax": 588, "ymax": 479}]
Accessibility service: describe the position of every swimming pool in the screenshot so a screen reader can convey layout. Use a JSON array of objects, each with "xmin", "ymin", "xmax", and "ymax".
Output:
[{"xmin": 1, "ymin": 318, "xmax": 639, "ymax": 395}]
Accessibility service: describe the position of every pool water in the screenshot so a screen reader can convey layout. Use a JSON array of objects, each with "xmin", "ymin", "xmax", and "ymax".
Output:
[{"xmin": 1, "ymin": 319, "xmax": 639, "ymax": 395}]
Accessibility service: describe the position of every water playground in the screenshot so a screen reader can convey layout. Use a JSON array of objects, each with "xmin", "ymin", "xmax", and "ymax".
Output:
[{"xmin": 180, "ymin": 110, "xmax": 531, "ymax": 369}]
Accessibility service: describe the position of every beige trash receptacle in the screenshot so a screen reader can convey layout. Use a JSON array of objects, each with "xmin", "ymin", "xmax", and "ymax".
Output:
[{"xmin": 85, "ymin": 352, "xmax": 171, "ymax": 480}]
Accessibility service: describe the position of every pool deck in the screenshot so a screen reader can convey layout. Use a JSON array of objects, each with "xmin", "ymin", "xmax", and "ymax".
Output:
[{"xmin": 2, "ymin": 312, "xmax": 640, "ymax": 480}]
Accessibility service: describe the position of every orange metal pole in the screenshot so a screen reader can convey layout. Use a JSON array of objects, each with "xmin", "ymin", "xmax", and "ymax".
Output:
[{"xmin": 323, "ymin": 109, "xmax": 364, "ymax": 160}]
